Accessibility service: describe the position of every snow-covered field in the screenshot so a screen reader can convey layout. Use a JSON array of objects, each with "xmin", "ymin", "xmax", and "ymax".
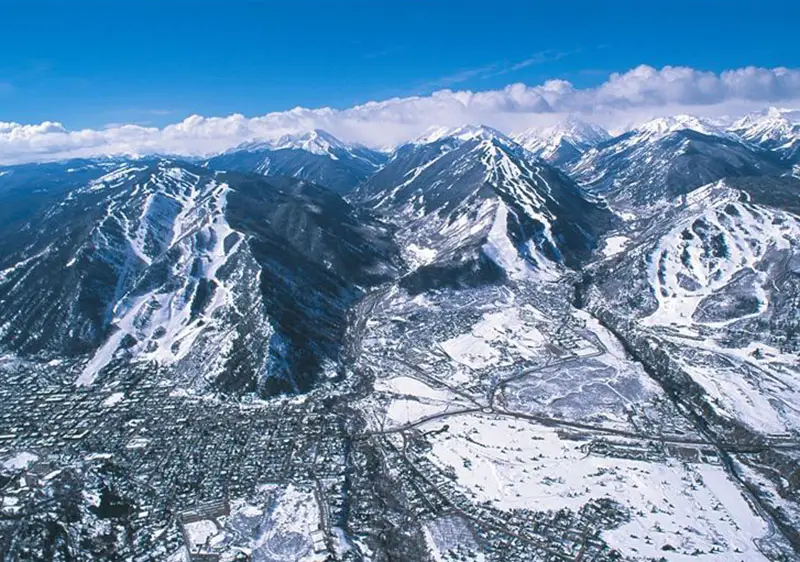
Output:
[
  {"xmin": 601, "ymin": 235, "xmax": 630, "ymax": 257},
  {"xmin": 371, "ymin": 376, "xmax": 470, "ymax": 429},
  {"xmin": 679, "ymin": 355, "xmax": 800, "ymax": 434},
  {"xmin": 423, "ymin": 515, "xmax": 484, "ymax": 562},
  {"xmin": 498, "ymin": 308, "xmax": 669, "ymax": 426},
  {"xmin": 2, "ymin": 451, "xmax": 38, "ymax": 470},
  {"xmin": 440, "ymin": 306, "xmax": 548, "ymax": 370},
  {"xmin": 174, "ymin": 484, "xmax": 329, "ymax": 562},
  {"xmin": 424, "ymin": 413, "xmax": 769, "ymax": 560}
]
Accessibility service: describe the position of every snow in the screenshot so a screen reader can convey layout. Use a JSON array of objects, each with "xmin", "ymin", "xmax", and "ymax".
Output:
[
  {"xmin": 405, "ymin": 243, "xmax": 437, "ymax": 267},
  {"xmin": 515, "ymin": 117, "xmax": 610, "ymax": 160},
  {"xmin": 83, "ymin": 490, "xmax": 101, "ymax": 508},
  {"xmin": 166, "ymin": 485, "xmax": 327, "ymax": 559},
  {"xmin": 88, "ymin": 165, "xmax": 147, "ymax": 191},
  {"xmin": 425, "ymin": 413, "xmax": 769, "ymax": 560},
  {"xmin": 482, "ymin": 201, "xmax": 541, "ymax": 280},
  {"xmin": 166, "ymin": 548, "xmax": 190, "ymax": 562},
  {"xmin": 440, "ymin": 304, "xmax": 547, "ymax": 370},
  {"xmin": 644, "ymin": 182, "xmax": 800, "ymax": 328},
  {"xmin": 679, "ymin": 359, "xmax": 798, "ymax": 434},
  {"xmin": 76, "ymin": 329, "xmax": 125, "ymax": 386},
  {"xmin": 126, "ymin": 438, "xmax": 150, "ymax": 449},
  {"xmin": 373, "ymin": 374, "xmax": 469, "ymax": 428},
  {"xmin": 375, "ymin": 151, "xmax": 449, "ymax": 209},
  {"xmin": 413, "ymin": 124, "xmax": 510, "ymax": 145},
  {"xmin": 330, "ymin": 527, "xmax": 352, "ymax": 558},
  {"xmin": 184, "ymin": 519, "xmax": 219, "ymax": 548},
  {"xmin": 441, "ymin": 332, "xmax": 500, "ymax": 370},
  {"xmin": 377, "ymin": 376, "xmax": 472, "ymax": 427},
  {"xmin": 423, "ymin": 516, "xmax": 484, "ymax": 562},
  {"xmin": 478, "ymin": 147, "xmax": 565, "ymax": 277},
  {"xmin": 376, "ymin": 376, "xmax": 453, "ymax": 401},
  {"xmin": 250, "ymin": 484, "xmax": 324, "ymax": 562},
  {"xmin": 601, "ymin": 235, "xmax": 630, "ymax": 257},
  {"xmin": 75, "ymin": 175, "xmax": 251, "ymax": 386},
  {"xmin": 383, "ymin": 399, "xmax": 447, "ymax": 427},
  {"xmin": 238, "ymin": 504, "xmax": 263, "ymax": 518},
  {"xmin": 102, "ymin": 392, "xmax": 125, "ymax": 407},
  {"xmin": 85, "ymin": 453, "xmax": 114, "ymax": 461},
  {"xmin": 271, "ymin": 129, "xmax": 346, "ymax": 156},
  {"xmin": 635, "ymin": 115, "xmax": 729, "ymax": 139},
  {"xmin": 0, "ymin": 246, "xmax": 54, "ymax": 284},
  {"xmin": 228, "ymin": 129, "xmax": 351, "ymax": 157},
  {"xmin": 730, "ymin": 106, "xmax": 800, "ymax": 149},
  {"xmin": 2, "ymin": 451, "xmax": 38, "ymax": 470}
]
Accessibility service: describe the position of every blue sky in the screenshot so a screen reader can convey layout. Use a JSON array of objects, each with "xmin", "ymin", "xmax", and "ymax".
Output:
[{"xmin": 1, "ymin": 0, "xmax": 798, "ymax": 129}]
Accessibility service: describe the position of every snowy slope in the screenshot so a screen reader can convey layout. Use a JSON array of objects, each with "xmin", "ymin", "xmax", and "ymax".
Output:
[
  {"xmin": 630, "ymin": 114, "xmax": 732, "ymax": 139},
  {"xmin": 579, "ymin": 176, "xmax": 800, "ymax": 551},
  {"xmin": 514, "ymin": 117, "xmax": 610, "ymax": 166},
  {"xmin": 206, "ymin": 129, "xmax": 386, "ymax": 194},
  {"xmin": 355, "ymin": 125, "xmax": 611, "ymax": 289},
  {"xmin": 643, "ymin": 181, "xmax": 799, "ymax": 329},
  {"xmin": 569, "ymin": 115, "xmax": 786, "ymax": 218},
  {"xmin": 730, "ymin": 107, "xmax": 800, "ymax": 163},
  {"xmin": 0, "ymin": 160, "xmax": 401, "ymax": 395},
  {"xmin": 586, "ymin": 177, "xmax": 800, "ymax": 435}
]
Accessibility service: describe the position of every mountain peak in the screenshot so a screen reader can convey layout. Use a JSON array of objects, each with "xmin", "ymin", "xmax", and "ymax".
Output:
[
  {"xmin": 634, "ymin": 115, "xmax": 725, "ymax": 138},
  {"xmin": 514, "ymin": 117, "xmax": 610, "ymax": 165},
  {"xmin": 270, "ymin": 129, "xmax": 348, "ymax": 154},
  {"xmin": 230, "ymin": 128, "xmax": 349, "ymax": 156},
  {"xmin": 517, "ymin": 117, "xmax": 609, "ymax": 144},
  {"xmin": 412, "ymin": 124, "xmax": 511, "ymax": 145},
  {"xmin": 207, "ymin": 128, "xmax": 386, "ymax": 194},
  {"xmin": 731, "ymin": 107, "xmax": 799, "ymax": 132},
  {"xmin": 729, "ymin": 107, "xmax": 800, "ymax": 155}
]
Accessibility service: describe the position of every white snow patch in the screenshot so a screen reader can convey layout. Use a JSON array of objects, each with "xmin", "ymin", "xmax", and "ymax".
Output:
[
  {"xmin": 440, "ymin": 306, "xmax": 546, "ymax": 370},
  {"xmin": 102, "ymin": 392, "xmax": 125, "ymax": 407},
  {"xmin": 405, "ymin": 244, "xmax": 437, "ymax": 267},
  {"xmin": 76, "ymin": 329, "xmax": 125, "ymax": 386},
  {"xmin": 184, "ymin": 520, "xmax": 220, "ymax": 549},
  {"xmin": 601, "ymin": 235, "xmax": 630, "ymax": 257},
  {"xmin": 425, "ymin": 414, "xmax": 770, "ymax": 560},
  {"xmin": 2, "ymin": 452, "xmax": 38, "ymax": 470}
]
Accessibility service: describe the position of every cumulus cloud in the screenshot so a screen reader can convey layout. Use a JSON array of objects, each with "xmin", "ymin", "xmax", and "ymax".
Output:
[{"xmin": 1, "ymin": 64, "xmax": 800, "ymax": 164}]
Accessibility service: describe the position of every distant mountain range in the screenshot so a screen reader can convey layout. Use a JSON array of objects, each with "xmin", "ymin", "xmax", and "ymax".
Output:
[
  {"xmin": 205, "ymin": 129, "xmax": 386, "ymax": 194},
  {"xmin": 1, "ymin": 109, "xmax": 798, "ymax": 394},
  {"xmin": 514, "ymin": 116, "xmax": 611, "ymax": 166}
]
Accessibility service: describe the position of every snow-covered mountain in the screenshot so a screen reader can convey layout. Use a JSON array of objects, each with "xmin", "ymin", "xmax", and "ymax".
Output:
[
  {"xmin": 514, "ymin": 117, "xmax": 611, "ymax": 166},
  {"xmin": 0, "ymin": 159, "xmax": 400, "ymax": 394},
  {"xmin": 353, "ymin": 124, "xmax": 612, "ymax": 290},
  {"xmin": 730, "ymin": 107, "xmax": 800, "ymax": 163},
  {"xmin": 206, "ymin": 129, "xmax": 386, "ymax": 194},
  {"xmin": 410, "ymin": 124, "xmax": 511, "ymax": 145},
  {"xmin": 629, "ymin": 114, "xmax": 732, "ymax": 139},
  {"xmin": 569, "ymin": 115, "xmax": 787, "ymax": 217}
]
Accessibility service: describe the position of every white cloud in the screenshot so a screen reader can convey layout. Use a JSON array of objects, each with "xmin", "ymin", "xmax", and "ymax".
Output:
[{"xmin": 1, "ymin": 64, "xmax": 799, "ymax": 164}]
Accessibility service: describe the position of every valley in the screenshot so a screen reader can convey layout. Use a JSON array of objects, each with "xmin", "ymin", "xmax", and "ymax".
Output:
[{"xmin": 1, "ymin": 111, "xmax": 799, "ymax": 561}]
